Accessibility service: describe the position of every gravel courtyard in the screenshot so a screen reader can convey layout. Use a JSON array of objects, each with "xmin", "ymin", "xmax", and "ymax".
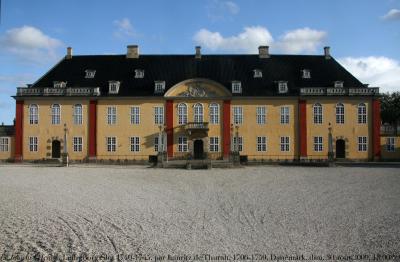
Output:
[{"xmin": 0, "ymin": 165, "xmax": 399, "ymax": 260}]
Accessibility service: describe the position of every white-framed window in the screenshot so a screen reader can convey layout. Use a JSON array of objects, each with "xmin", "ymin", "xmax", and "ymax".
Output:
[
  {"xmin": 73, "ymin": 104, "xmax": 83, "ymax": 125},
  {"xmin": 335, "ymin": 103, "xmax": 345, "ymax": 124},
  {"xmin": 232, "ymin": 81, "xmax": 242, "ymax": 94},
  {"xmin": 51, "ymin": 104, "xmax": 61, "ymax": 125},
  {"xmin": 358, "ymin": 136, "xmax": 367, "ymax": 152},
  {"xmin": 107, "ymin": 106, "xmax": 117, "ymax": 125},
  {"xmin": 29, "ymin": 137, "xmax": 38, "ymax": 152},
  {"xmin": 256, "ymin": 106, "xmax": 266, "ymax": 124},
  {"xmin": 53, "ymin": 81, "xmax": 66, "ymax": 88},
  {"xmin": 178, "ymin": 136, "xmax": 188, "ymax": 152},
  {"xmin": 154, "ymin": 106, "xmax": 164, "ymax": 124},
  {"xmin": 232, "ymin": 136, "xmax": 243, "ymax": 152},
  {"xmin": 257, "ymin": 136, "xmax": 267, "ymax": 152},
  {"xmin": 177, "ymin": 103, "xmax": 188, "ymax": 125},
  {"xmin": 253, "ymin": 69, "xmax": 262, "ymax": 78},
  {"xmin": 109, "ymin": 81, "xmax": 120, "ymax": 94},
  {"xmin": 193, "ymin": 103, "xmax": 203, "ymax": 123},
  {"xmin": 209, "ymin": 137, "xmax": 219, "ymax": 152},
  {"xmin": 154, "ymin": 81, "xmax": 165, "ymax": 94},
  {"xmin": 130, "ymin": 137, "xmax": 140, "ymax": 152},
  {"xmin": 29, "ymin": 104, "xmax": 39, "ymax": 125},
  {"xmin": 334, "ymin": 81, "xmax": 344, "ymax": 88},
  {"xmin": 386, "ymin": 137, "xmax": 395, "ymax": 152},
  {"xmin": 130, "ymin": 106, "xmax": 140, "ymax": 125},
  {"xmin": 314, "ymin": 136, "xmax": 323, "ymax": 152},
  {"xmin": 0, "ymin": 137, "xmax": 9, "ymax": 152},
  {"xmin": 280, "ymin": 106, "xmax": 290, "ymax": 124},
  {"xmin": 135, "ymin": 69, "xmax": 144, "ymax": 78},
  {"xmin": 209, "ymin": 103, "xmax": 219, "ymax": 124},
  {"xmin": 280, "ymin": 136, "xmax": 290, "ymax": 152},
  {"xmin": 73, "ymin": 137, "xmax": 83, "ymax": 152},
  {"xmin": 233, "ymin": 106, "xmax": 243, "ymax": 125},
  {"xmin": 85, "ymin": 70, "xmax": 96, "ymax": 78},
  {"xmin": 302, "ymin": 69, "xmax": 311, "ymax": 79},
  {"xmin": 278, "ymin": 81, "xmax": 288, "ymax": 94},
  {"xmin": 313, "ymin": 103, "xmax": 323, "ymax": 124},
  {"xmin": 358, "ymin": 103, "xmax": 367, "ymax": 124},
  {"xmin": 106, "ymin": 137, "xmax": 117, "ymax": 152}
]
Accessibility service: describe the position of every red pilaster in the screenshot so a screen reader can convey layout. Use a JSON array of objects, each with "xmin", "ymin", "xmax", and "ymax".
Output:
[
  {"xmin": 88, "ymin": 100, "xmax": 97, "ymax": 158},
  {"xmin": 14, "ymin": 100, "xmax": 23, "ymax": 162},
  {"xmin": 166, "ymin": 100, "xmax": 174, "ymax": 158},
  {"xmin": 223, "ymin": 100, "xmax": 231, "ymax": 158},
  {"xmin": 299, "ymin": 99, "xmax": 307, "ymax": 158},
  {"xmin": 372, "ymin": 98, "xmax": 381, "ymax": 159}
]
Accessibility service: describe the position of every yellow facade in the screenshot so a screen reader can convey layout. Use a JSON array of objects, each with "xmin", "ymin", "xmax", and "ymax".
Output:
[
  {"xmin": 381, "ymin": 136, "xmax": 400, "ymax": 159},
  {"xmin": 0, "ymin": 136, "xmax": 14, "ymax": 160}
]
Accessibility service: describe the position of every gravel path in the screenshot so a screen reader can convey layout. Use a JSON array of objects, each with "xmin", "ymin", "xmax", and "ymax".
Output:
[{"xmin": 0, "ymin": 165, "xmax": 399, "ymax": 260}]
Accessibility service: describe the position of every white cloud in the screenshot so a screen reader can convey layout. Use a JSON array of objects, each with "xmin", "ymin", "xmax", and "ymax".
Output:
[
  {"xmin": 338, "ymin": 56, "xmax": 400, "ymax": 93},
  {"xmin": 0, "ymin": 26, "xmax": 63, "ymax": 63},
  {"xmin": 206, "ymin": 0, "xmax": 240, "ymax": 21},
  {"xmin": 113, "ymin": 18, "xmax": 136, "ymax": 38},
  {"xmin": 382, "ymin": 9, "xmax": 400, "ymax": 20},
  {"xmin": 193, "ymin": 26, "xmax": 326, "ymax": 54}
]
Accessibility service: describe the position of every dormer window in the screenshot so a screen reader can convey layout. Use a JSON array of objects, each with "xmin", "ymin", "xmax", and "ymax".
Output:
[
  {"xmin": 253, "ymin": 69, "xmax": 262, "ymax": 78},
  {"xmin": 232, "ymin": 81, "xmax": 242, "ymax": 94},
  {"xmin": 154, "ymin": 81, "xmax": 165, "ymax": 94},
  {"xmin": 135, "ymin": 69, "xmax": 144, "ymax": 79},
  {"xmin": 302, "ymin": 69, "xmax": 311, "ymax": 79},
  {"xmin": 278, "ymin": 81, "xmax": 288, "ymax": 93},
  {"xmin": 53, "ymin": 81, "xmax": 67, "ymax": 88},
  {"xmin": 109, "ymin": 81, "xmax": 120, "ymax": 94},
  {"xmin": 85, "ymin": 70, "xmax": 96, "ymax": 78},
  {"xmin": 334, "ymin": 81, "xmax": 344, "ymax": 88}
]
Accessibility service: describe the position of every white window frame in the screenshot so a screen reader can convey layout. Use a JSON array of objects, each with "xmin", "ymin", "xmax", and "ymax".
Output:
[
  {"xmin": 51, "ymin": 104, "xmax": 61, "ymax": 125},
  {"xmin": 209, "ymin": 103, "xmax": 220, "ymax": 124},
  {"xmin": 135, "ymin": 69, "xmax": 144, "ymax": 79},
  {"xmin": 0, "ymin": 137, "xmax": 9, "ymax": 152},
  {"xmin": 109, "ymin": 81, "xmax": 120, "ymax": 94},
  {"xmin": 130, "ymin": 136, "xmax": 140, "ymax": 152},
  {"xmin": 280, "ymin": 106, "xmax": 290, "ymax": 124},
  {"xmin": 232, "ymin": 81, "xmax": 242, "ymax": 94},
  {"xmin": 233, "ymin": 106, "xmax": 243, "ymax": 125},
  {"xmin": 107, "ymin": 106, "xmax": 117, "ymax": 125},
  {"xmin": 256, "ymin": 106, "xmax": 266, "ymax": 125},
  {"xmin": 177, "ymin": 103, "xmax": 188, "ymax": 125},
  {"xmin": 29, "ymin": 137, "xmax": 38, "ymax": 152},
  {"xmin": 154, "ymin": 136, "xmax": 160, "ymax": 152},
  {"xmin": 280, "ymin": 136, "xmax": 290, "ymax": 152},
  {"xmin": 278, "ymin": 81, "xmax": 288, "ymax": 94},
  {"xmin": 85, "ymin": 70, "xmax": 96, "ymax": 79},
  {"xmin": 358, "ymin": 136, "xmax": 368, "ymax": 152},
  {"xmin": 334, "ymin": 81, "xmax": 344, "ymax": 88},
  {"xmin": 386, "ymin": 137, "xmax": 395, "ymax": 152},
  {"xmin": 73, "ymin": 104, "xmax": 83, "ymax": 125},
  {"xmin": 193, "ymin": 103, "xmax": 204, "ymax": 123},
  {"xmin": 178, "ymin": 136, "xmax": 188, "ymax": 152},
  {"xmin": 209, "ymin": 137, "xmax": 219, "ymax": 152},
  {"xmin": 253, "ymin": 69, "xmax": 262, "ymax": 78},
  {"xmin": 154, "ymin": 106, "xmax": 164, "ymax": 125},
  {"xmin": 53, "ymin": 81, "xmax": 66, "ymax": 88},
  {"xmin": 232, "ymin": 136, "xmax": 243, "ymax": 152},
  {"xmin": 302, "ymin": 69, "xmax": 311, "ymax": 79},
  {"xmin": 257, "ymin": 136, "xmax": 267, "ymax": 152},
  {"xmin": 130, "ymin": 106, "xmax": 140, "ymax": 125},
  {"xmin": 154, "ymin": 81, "xmax": 165, "ymax": 94},
  {"xmin": 73, "ymin": 137, "xmax": 83, "ymax": 152},
  {"xmin": 106, "ymin": 137, "xmax": 117, "ymax": 152},
  {"xmin": 29, "ymin": 104, "xmax": 39, "ymax": 125},
  {"xmin": 336, "ymin": 103, "xmax": 345, "ymax": 124},
  {"xmin": 313, "ymin": 136, "xmax": 323, "ymax": 152},
  {"xmin": 313, "ymin": 103, "xmax": 323, "ymax": 124},
  {"xmin": 358, "ymin": 103, "xmax": 367, "ymax": 124}
]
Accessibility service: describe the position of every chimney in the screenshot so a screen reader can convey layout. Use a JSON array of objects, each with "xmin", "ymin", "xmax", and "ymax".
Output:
[
  {"xmin": 324, "ymin": 46, "xmax": 331, "ymax": 59},
  {"xmin": 127, "ymin": 45, "xmax": 139, "ymax": 59},
  {"xmin": 66, "ymin": 47, "xmax": 73, "ymax": 59},
  {"xmin": 258, "ymin": 46, "xmax": 270, "ymax": 58},
  {"xmin": 195, "ymin": 46, "xmax": 201, "ymax": 59}
]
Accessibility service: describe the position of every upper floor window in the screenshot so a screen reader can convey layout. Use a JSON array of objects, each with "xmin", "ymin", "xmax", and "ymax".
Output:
[
  {"xmin": 193, "ymin": 103, "xmax": 204, "ymax": 123},
  {"xmin": 256, "ymin": 106, "xmax": 266, "ymax": 124},
  {"xmin": 135, "ymin": 69, "xmax": 145, "ymax": 78},
  {"xmin": 0, "ymin": 137, "xmax": 9, "ymax": 152},
  {"xmin": 358, "ymin": 103, "xmax": 367, "ymax": 124},
  {"xmin": 85, "ymin": 70, "xmax": 96, "ymax": 78},
  {"xmin": 334, "ymin": 81, "xmax": 344, "ymax": 88},
  {"xmin": 278, "ymin": 81, "xmax": 288, "ymax": 94},
  {"xmin": 253, "ymin": 69, "xmax": 262, "ymax": 78},
  {"xmin": 313, "ymin": 103, "xmax": 323, "ymax": 124},
  {"xmin": 73, "ymin": 104, "xmax": 83, "ymax": 125},
  {"xmin": 51, "ymin": 104, "xmax": 61, "ymax": 125},
  {"xmin": 233, "ymin": 106, "xmax": 243, "ymax": 125},
  {"xmin": 29, "ymin": 104, "xmax": 39, "ymax": 125},
  {"xmin": 130, "ymin": 106, "xmax": 140, "ymax": 125},
  {"xmin": 109, "ymin": 81, "xmax": 120, "ymax": 94},
  {"xmin": 107, "ymin": 106, "xmax": 117, "ymax": 125},
  {"xmin": 177, "ymin": 103, "xmax": 188, "ymax": 125},
  {"xmin": 280, "ymin": 106, "xmax": 290, "ymax": 124},
  {"xmin": 154, "ymin": 106, "xmax": 164, "ymax": 125},
  {"xmin": 232, "ymin": 81, "xmax": 242, "ymax": 94},
  {"xmin": 209, "ymin": 103, "xmax": 220, "ymax": 124},
  {"xmin": 53, "ymin": 81, "xmax": 66, "ymax": 88},
  {"xmin": 301, "ymin": 69, "xmax": 311, "ymax": 79},
  {"xmin": 336, "ymin": 103, "xmax": 345, "ymax": 124},
  {"xmin": 154, "ymin": 81, "xmax": 165, "ymax": 94}
]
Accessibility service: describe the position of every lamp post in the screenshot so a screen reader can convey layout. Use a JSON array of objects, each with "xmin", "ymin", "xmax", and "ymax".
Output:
[
  {"xmin": 328, "ymin": 122, "xmax": 334, "ymax": 163},
  {"xmin": 63, "ymin": 123, "xmax": 69, "ymax": 167}
]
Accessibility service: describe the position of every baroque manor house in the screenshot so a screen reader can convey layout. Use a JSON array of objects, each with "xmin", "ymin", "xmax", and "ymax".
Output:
[{"xmin": 1, "ymin": 45, "xmax": 387, "ymax": 163}]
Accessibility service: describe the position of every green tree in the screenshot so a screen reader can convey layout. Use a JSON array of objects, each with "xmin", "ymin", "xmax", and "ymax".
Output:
[{"xmin": 381, "ymin": 92, "xmax": 400, "ymax": 135}]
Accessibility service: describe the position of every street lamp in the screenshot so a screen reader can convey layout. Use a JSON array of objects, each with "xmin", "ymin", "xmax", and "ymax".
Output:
[
  {"xmin": 328, "ymin": 122, "xmax": 334, "ymax": 163},
  {"xmin": 63, "ymin": 123, "xmax": 69, "ymax": 167}
]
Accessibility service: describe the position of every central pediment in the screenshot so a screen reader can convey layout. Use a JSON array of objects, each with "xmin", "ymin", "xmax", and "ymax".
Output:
[{"xmin": 164, "ymin": 78, "xmax": 232, "ymax": 98}]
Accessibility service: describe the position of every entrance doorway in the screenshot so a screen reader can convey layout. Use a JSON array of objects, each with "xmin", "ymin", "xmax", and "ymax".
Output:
[
  {"xmin": 193, "ymin": 139, "xmax": 204, "ymax": 159},
  {"xmin": 336, "ymin": 139, "xmax": 345, "ymax": 159},
  {"xmin": 52, "ymin": 140, "xmax": 61, "ymax": 158}
]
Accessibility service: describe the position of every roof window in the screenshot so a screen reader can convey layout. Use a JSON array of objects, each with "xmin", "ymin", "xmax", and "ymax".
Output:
[
  {"xmin": 154, "ymin": 81, "xmax": 165, "ymax": 94},
  {"xmin": 109, "ymin": 81, "xmax": 120, "ymax": 94},
  {"xmin": 85, "ymin": 70, "xmax": 96, "ymax": 78},
  {"xmin": 231, "ymin": 81, "xmax": 242, "ymax": 94},
  {"xmin": 302, "ymin": 69, "xmax": 311, "ymax": 79},
  {"xmin": 253, "ymin": 69, "xmax": 262, "ymax": 78},
  {"xmin": 135, "ymin": 69, "xmax": 144, "ymax": 79}
]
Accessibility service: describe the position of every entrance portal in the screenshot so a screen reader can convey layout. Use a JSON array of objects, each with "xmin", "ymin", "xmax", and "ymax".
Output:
[
  {"xmin": 193, "ymin": 139, "xmax": 204, "ymax": 159},
  {"xmin": 52, "ymin": 140, "xmax": 61, "ymax": 158},
  {"xmin": 336, "ymin": 139, "xmax": 345, "ymax": 159}
]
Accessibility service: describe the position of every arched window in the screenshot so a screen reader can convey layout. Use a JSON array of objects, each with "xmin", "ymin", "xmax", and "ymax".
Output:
[
  {"xmin": 313, "ymin": 103, "xmax": 323, "ymax": 124},
  {"xmin": 73, "ymin": 104, "xmax": 83, "ymax": 125},
  {"xmin": 358, "ymin": 103, "xmax": 367, "ymax": 124},
  {"xmin": 51, "ymin": 104, "xmax": 61, "ymax": 125},
  {"xmin": 209, "ymin": 103, "xmax": 219, "ymax": 124},
  {"xmin": 177, "ymin": 103, "xmax": 187, "ymax": 125},
  {"xmin": 193, "ymin": 103, "xmax": 203, "ymax": 123},
  {"xmin": 29, "ymin": 104, "xmax": 39, "ymax": 125},
  {"xmin": 336, "ymin": 103, "xmax": 344, "ymax": 124}
]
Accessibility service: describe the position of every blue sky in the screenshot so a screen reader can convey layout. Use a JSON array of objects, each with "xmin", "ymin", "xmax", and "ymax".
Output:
[{"xmin": 0, "ymin": 0, "xmax": 399, "ymax": 124}]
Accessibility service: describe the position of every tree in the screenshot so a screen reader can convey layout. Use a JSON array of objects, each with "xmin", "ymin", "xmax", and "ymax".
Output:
[{"xmin": 381, "ymin": 92, "xmax": 400, "ymax": 135}]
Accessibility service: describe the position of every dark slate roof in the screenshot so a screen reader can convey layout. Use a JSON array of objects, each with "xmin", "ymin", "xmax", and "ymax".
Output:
[
  {"xmin": 31, "ymin": 54, "xmax": 364, "ymax": 96},
  {"xmin": 0, "ymin": 125, "xmax": 14, "ymax": 136}
]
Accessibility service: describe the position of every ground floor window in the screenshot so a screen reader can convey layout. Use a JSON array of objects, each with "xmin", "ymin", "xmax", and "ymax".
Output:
[
  {"xmin": 209, "ymin": 137, "xmax": 219, "ymax": 152},
  {"xmin": 280, "ymin": 136, "xmax": 290, "ymax": 152},
  {"xmin": 386, "ymin": 137, "xmax": 395, "ymax": 152},
  {"xmin": 232, "ymin": 136, "xmax": 243, "ymax": 152},
  {"xmin": 107, "ymin": 137, "xmax": 116, "ymax": 152},
  {"xmin": 313, "ymin": 136, "xmax": 323, "ymax": 152},
  {"xmin": 257, "ymin": 136, "xmax": 267, "ymax": 152},
  {"xmin": 130, "ymin": 137, "xmax": 140, "ymax": 152},
  {"xmin": 29, "ymin": 137, "xmax": 38, "ymax": 152},
  {"xmin": 358, "ymin": 136, "xmax": 367, "ymax": 152},
  {"xmin": 178, "ymin": 136, "xmax": 188, "ymax": 152},
  {"xmin": 0, "ymin": 137, "xmax": 9, "ymax": 152},
  {"xmin": 73, "ymin": 137, "xmax": 83, "ymax": 152}
]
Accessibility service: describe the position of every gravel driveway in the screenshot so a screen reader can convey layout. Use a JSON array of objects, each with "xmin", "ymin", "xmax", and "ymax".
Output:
[{"xmin": 0, "ymin": 165, "xmax": 399, "ymax": 260}]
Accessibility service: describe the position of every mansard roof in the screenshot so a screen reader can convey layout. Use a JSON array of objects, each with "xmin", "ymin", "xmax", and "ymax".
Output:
[{"xmin": 30, "ymin": 53, "xmax": 365, "ymax": 97}]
